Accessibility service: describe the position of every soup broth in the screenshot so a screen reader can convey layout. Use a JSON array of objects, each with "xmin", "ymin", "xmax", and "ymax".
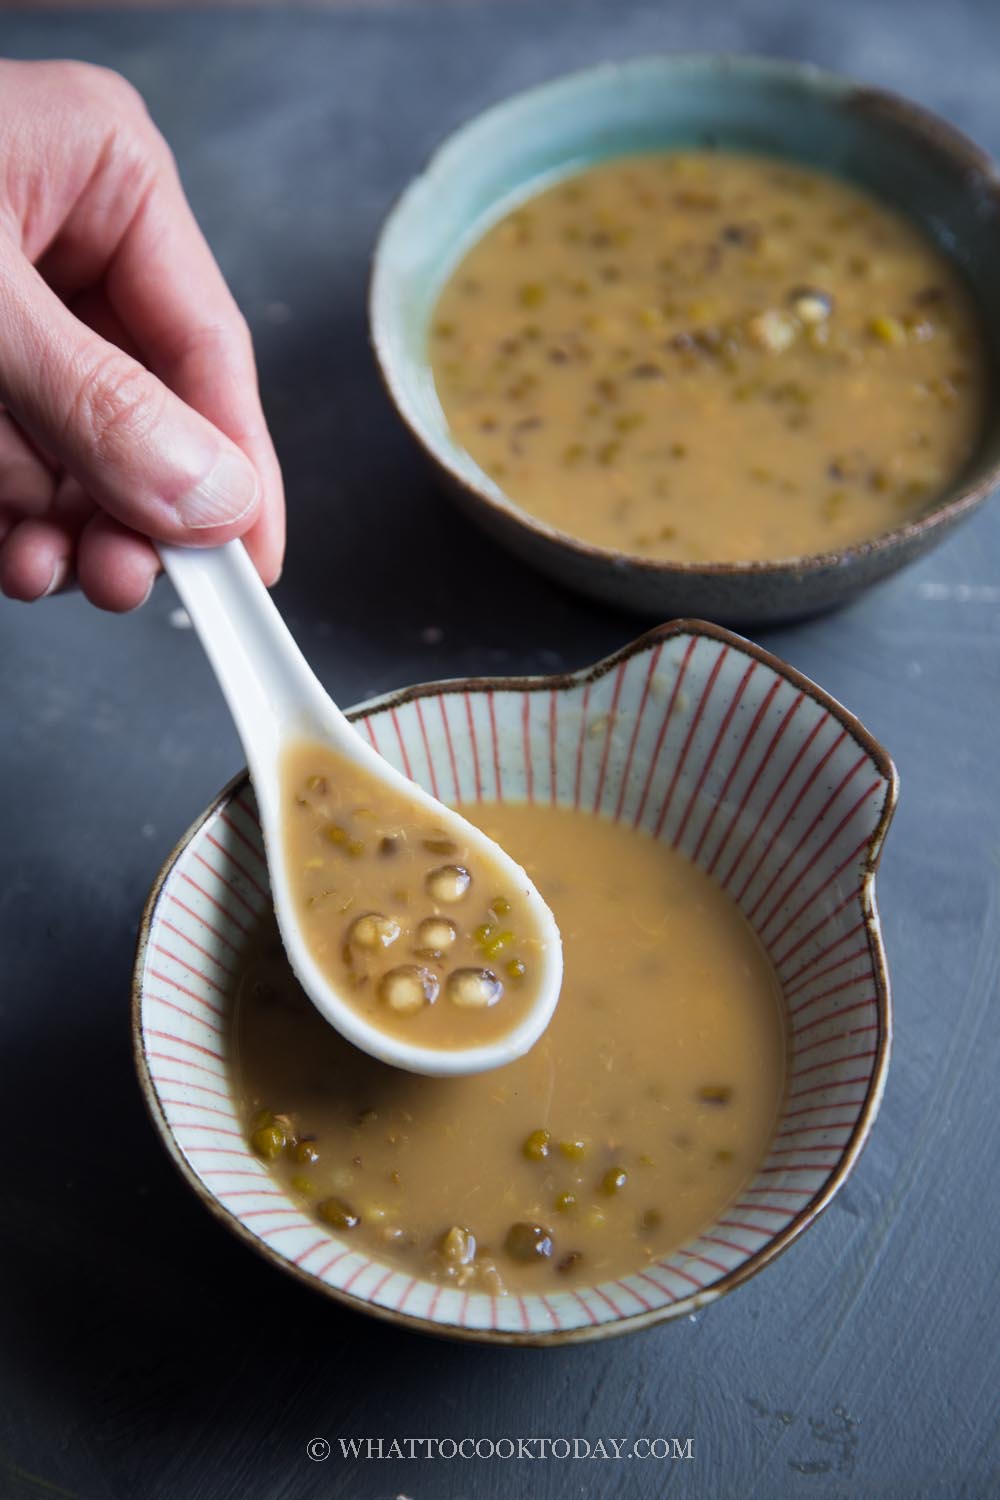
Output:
[
  {"xmin": 430, "ymin": 150, "xmax": 986, "ymax": 562},
  {"xmin": 238, "ymin": 801, "xmax": 787, "ymax": 1293},
  {"xmin": 282, "ymin": 741, "xmax": 548, "ymax": 1049}
]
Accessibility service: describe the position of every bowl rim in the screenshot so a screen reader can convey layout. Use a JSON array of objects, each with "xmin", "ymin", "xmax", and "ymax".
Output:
[
  {"xmin": 369, "ymin": 49, "xmax": 1000, "ymax": 581},
  {"xmin": 132, "ymin": 618, "xmax": 897, "ymax": 1345}
]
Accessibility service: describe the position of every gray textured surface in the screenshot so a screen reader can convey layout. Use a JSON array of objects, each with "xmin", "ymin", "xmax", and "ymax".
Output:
[{"xmin": 0, "ymin": 4, "xmax": 998, "ymax": 1498}]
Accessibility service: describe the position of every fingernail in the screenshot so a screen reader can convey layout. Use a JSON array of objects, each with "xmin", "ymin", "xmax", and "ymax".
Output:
[
  {"xmin": 43, "ymin": 558, "xmax": 69, "ymax": 597},
  {"xmin": 175, "ymin": 450, "xmax": 260, "ymax": 530},
  {"xmin": 127, "ymin": 574, "xmax": 157, "ymax": 613}
]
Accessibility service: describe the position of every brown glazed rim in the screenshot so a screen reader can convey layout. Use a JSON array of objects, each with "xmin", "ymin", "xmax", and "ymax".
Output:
[
  {"xmin": 132, "ymin": 620, "xmax": 898, "ymax": 1346},
  {"xmin": 368, "ymin": 53, "xmax": 1000, "ymax": 581}
]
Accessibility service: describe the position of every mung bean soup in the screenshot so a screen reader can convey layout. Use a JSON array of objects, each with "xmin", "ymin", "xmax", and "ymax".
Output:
[
  {"xmin": 282, "ymin": 741, "xmax": 549, "ymax": 1049},
  {"xmin": 430, "ymin": 151, "xmax": 986, "ymax": 562},
  {"xmin": 238, "ymin": 801, "xmax": 786, "ymax": 1293}
]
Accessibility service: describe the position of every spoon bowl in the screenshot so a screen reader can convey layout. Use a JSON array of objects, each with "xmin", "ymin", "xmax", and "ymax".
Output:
[{"xmin": 159, "ymin": 541, "xmax": 562, "ymax": 1075}]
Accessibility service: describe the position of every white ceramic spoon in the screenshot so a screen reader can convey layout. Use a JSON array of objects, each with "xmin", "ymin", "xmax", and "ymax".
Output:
[{"xmin": 159, "ymin": 540, "xmax": 563, "ymax": 1077}]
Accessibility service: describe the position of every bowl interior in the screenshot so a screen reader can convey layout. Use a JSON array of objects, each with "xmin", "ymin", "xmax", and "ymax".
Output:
[
  {"xmin": 371, "ymin": 53, "xmax": 1000, "ymax": 533},
  {"xmin": 135, "ymin": 624, "xmax": 894, "ymax": 1342}
]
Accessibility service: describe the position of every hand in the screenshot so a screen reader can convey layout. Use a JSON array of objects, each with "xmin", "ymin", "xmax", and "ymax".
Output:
[{"xmin": 0, "ymin": 59, "xmax": 284, "ymax": 611}]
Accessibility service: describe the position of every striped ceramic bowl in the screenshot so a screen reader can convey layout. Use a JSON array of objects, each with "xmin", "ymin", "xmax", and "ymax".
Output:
[{"xmin": 132, "ymin": 621, "xmax": 896, "ymax": 1344}]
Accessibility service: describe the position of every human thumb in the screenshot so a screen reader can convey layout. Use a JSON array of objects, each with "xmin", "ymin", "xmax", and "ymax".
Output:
[{"xmin": 0, "ymin": 240, "xmax": 260, "ymax": 543}]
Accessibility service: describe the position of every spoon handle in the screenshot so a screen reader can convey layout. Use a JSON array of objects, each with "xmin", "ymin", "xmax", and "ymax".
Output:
[
  {"xmin": 159, "ymin": 542, "xmax": 350, "ymax": 807},
  {"xmin": 158, "ymin": 540, "xmax": 564, "ymax": 1075}
]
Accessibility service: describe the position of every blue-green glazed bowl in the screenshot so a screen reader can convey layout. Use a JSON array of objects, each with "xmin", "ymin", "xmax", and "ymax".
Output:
[{"xmin": 370, "ymin": 55, "xmax": 1000, "ymax": 625}]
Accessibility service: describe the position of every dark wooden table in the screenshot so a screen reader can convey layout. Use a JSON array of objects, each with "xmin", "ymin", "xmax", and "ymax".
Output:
[{"xmin": 1, "ymin": 3, "xmax": 998, "ymax": 1497}]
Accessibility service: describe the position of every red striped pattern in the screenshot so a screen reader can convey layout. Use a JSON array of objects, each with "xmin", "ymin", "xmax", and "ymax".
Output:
[
  {"xmin": 414, "ymin": 699, "xmax": 441, "ymax": 801},
  {"xmin": 137, "ymin": 630, "xmax": 891, "ymax": 1337},
  {"xmin": 653, "ymin": 645, "xmax": 729, "ymax": 839},
  {"xmin": 613, "ymin": 641, "xmax": 664, "ymax": 821},
  {"xmin": 573, "ymin": 681, "xmax": 592, "ymax": 809},
  {"xmin": 732, "ymin": 728, "xmax": 848, "ymax": 902},
  {"xmin": 632, "ymin": 636, "xmax": 698, "ymax": 829},
  {"xmin": 487, "ymin": 694, "xmax": 502, "ymax": 801},
  {"xmin": 389, "ymin": 707, "xmax": 415, "ymax": 783},
  {"xmin": 674, "ymin": 658, "xmax": 756, "ymax": 853},
  {"xmin": 592, "ymin": 661, "xmax": 627, "ymax": 813}
]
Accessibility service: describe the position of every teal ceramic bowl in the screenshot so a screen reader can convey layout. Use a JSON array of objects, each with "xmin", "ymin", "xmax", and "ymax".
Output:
[{"xmin": 370, "ymin": 54, "xmax": 1000, "ymax": 624}]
